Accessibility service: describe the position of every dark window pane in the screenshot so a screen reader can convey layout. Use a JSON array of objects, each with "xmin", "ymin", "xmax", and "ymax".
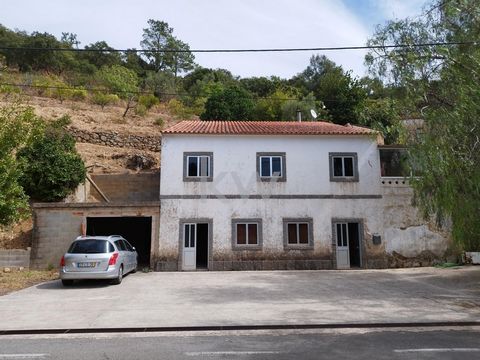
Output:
[
  {"xmin": 341, "ymin": 224, "xmax": 348, "ymax": 247},
  {"xmin": 271, "ymin": 157, "xmax": 282, "ymax": 176},
  {"xmin": 299, "ymin": 224, "xmax": 309, "ymax": 244},
  {"xmin": 188, "ymin": 157, "xmax": 198, "ymax": 176},
  {"xmin": 237, "ymin": 224, "xmax": 246, "ymax": 244},
  {"xmin": 380, "ymin": 149, "xmax": 408, "ymax": 177},
  {"xmin": 248, "ymin": 224, "xmax": 258, "ymax": 244},
  {"xmin": 261, "ymin": 157, "xmax": 270, "ymax": 177},
  {"xmin": 190, "ymin": 225, "xmax": 195, "ymax": 247},
  {"xmin": 115, "ymin": 240, "xmax": 126, "ymax": 251},
  {"xmin": 199, "ymin": 156, "xmax": 209, "ymax": 177},
  {"xmin": 333, "ymin": 157, "xmax": 343, "ymax": 177},
  {"xmin": 124, "ymin": 241, "xmax": 133, "ymax": 251},
  {"xmin": 288, "ymin": 224, "xmax": 297, "ymax": 244},
  {"xmin": 336, "ymin": 224, "xmax": 342, "ymax": 246},
  {"xmin": 344, "ymin": 157, "xmax": 354, "ymax": 177},
  {"xmin": 185, "ymin": 224, "xmax": 190, "ymax": 247},
  {"xmin": 68, "ymin": 240, "xmax": 109, "ymax": 254}
]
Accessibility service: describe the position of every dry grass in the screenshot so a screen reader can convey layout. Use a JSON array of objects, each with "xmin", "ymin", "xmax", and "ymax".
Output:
[
  {"xmin": 0, "ymin": 270, "xmax": 58, "ymax": 296},
  {"xmin": 0, "ymin": 218, "xmax": 33, "ymax": 249}
]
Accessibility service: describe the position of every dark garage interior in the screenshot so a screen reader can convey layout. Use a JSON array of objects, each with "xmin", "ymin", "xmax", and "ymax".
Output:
[{"xmin": 87, "ymin": 217, "xmax": 152, "ymax": 266}]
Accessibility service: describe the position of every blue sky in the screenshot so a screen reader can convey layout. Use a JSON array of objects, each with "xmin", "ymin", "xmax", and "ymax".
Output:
[{"xmin": 0, "ymin": 0, "xmax": 428, "ymax": 78}]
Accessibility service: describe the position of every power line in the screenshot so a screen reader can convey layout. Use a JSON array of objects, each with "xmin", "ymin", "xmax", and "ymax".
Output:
[
  {"xmin": 0, "ymin": 82, "xmax": 321, "ymax": 102},
  {"xmin": 0, "ymin": 82, "xmax": 154, "ymax": 95},
  {"xmin": 0, "ymin": 41, "xmax": 477, "ymax": 54}
]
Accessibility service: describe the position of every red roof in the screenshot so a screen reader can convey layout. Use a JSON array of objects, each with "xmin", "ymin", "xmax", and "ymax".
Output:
[{"xmin": 162, "ymin": 121, "xmax": 375, "ymax": 136}]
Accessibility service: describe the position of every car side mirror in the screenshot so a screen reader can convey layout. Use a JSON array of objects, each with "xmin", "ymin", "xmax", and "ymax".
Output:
[{"xmin": 132, "ymin": 247, "xmax": 136, "ymax": 251}]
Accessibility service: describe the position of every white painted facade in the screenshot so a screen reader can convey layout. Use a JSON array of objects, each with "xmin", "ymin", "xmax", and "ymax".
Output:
[{"xmin": 158, "ymin": 133, "xmax": 450, "ymax": 271}]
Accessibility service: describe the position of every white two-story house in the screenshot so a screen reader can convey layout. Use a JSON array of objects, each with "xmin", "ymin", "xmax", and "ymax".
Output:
[
  {"xmin": 158, "ymin": 120, "xmax": 442, "ymax": 271},
  {"xmin": 29, "ymin": 120, "xmax": 451, "ymax": 271}
]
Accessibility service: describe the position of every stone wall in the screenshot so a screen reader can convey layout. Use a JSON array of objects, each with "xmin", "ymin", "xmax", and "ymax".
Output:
[
  {"xmin": 68, "ymin": 126, "xmax": 161, "ymax": 152},
  {"xmin": 0, "ymin": 249, "xmax": 31, "ymax": 270}
]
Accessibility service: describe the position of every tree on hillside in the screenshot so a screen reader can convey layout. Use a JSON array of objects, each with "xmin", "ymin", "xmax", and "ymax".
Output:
[
  {"xmin": 240, "ymin": 76, "xmax": 279, "ymax": 97},
  {"xmin": 81, "ymin": 41, "xmax": 122, "ymax": 69},
  {"xmin": 122, "ymin": 48, "xmax": 149, "ymax": 76},
  {"xmin": 140, "ymin": 19, "xmax": 195, "ymax": 77},
  {"xmin": 18, "ymin": 116, "xmax": 86, "ymax": 202},
  {"xmin": 96, "ymin": 65, "xmax": 139, "ymax": 116},
  {"xmin": 0, "ymin": 104, "xmax": 44, "ymax": 227},
  {"xmin": 358, "ymin": 98, "xmax": 405, "ymax": 145},
  {"xmin": 366, "ymin": 0, "xmax": 480, "ymax": 250},
  {"xmin": 60, "ymin": 32, "xmax": 80, "ymax": 48},
  {"xmin": 200, "ymin": 86, "xmax": 254, "ymax": 120},
  {"xmin": 20, "ymin": 32, "xmax": 76, "ymax": 72},
  {"xmin": 291, "ymin": 55, "xmax": 367, "ymax": 125}
]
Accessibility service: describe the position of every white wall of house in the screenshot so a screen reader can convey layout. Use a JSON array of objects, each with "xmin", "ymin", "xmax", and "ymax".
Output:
[
  {"xmin": 160, "ymin": 134, "xmax": 381, "ymax": 196},
  {"xmin": 159, "ymin": 197, "xmax": 383, "ymax": 258},
  {"xmin": 158, "ymin": 133, "xmax": 450, "ymax": 270}
]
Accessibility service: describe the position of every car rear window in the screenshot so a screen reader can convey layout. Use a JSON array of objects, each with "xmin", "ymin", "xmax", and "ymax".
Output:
[{"xmin": 68, "ymin": 240, "xmax": 114, "ymax": 254}]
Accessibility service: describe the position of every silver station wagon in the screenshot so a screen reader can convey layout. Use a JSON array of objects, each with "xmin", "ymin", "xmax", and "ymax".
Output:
[{"xmin": 59, "ymin": 235, "xmax": 138, "ymax": 286}]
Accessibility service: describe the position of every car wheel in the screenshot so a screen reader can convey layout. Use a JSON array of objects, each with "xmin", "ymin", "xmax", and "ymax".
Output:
[
  {"xmin": 111, "ymin": 265, "xmax": 123, "ymax": 285},
  {"xmin": 61, "ymin": 280, "xmax": 74, "ymax": 286}
]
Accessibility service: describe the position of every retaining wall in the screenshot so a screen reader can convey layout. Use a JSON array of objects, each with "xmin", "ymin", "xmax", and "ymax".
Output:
[
  {"xmin": 0, "ymin": 249, "xmax": 31, "ymax": 269},
  {"xmin": 68, "ymin": 126, "xmax": 161, "ymax": 152}
]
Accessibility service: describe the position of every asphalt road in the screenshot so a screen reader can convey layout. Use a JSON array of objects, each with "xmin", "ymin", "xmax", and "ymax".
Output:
[{"xmin": 0, "ymin": 327, "xmax": 479, "ymax": 360}]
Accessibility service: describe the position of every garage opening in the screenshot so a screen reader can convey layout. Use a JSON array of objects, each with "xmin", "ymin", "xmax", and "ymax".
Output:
[{"xmin": 87, "ymin": 217, "xmax": 152, "ymax": 266}]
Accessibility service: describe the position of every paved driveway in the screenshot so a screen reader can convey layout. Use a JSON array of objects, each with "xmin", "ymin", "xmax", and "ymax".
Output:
[{"xmin": 0, "ymin": 267, "xmax": 479, "ymax": 330}]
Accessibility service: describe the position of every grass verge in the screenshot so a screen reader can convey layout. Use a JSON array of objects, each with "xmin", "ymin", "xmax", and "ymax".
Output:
[{"xmin": 0, "ymin": 270, "xmax": 58, "ymax": 296}]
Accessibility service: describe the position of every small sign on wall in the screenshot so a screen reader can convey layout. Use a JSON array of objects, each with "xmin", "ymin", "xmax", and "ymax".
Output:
[{"xmin": 372, "ymin": 234, "xmax": 382, "ymax": 245}]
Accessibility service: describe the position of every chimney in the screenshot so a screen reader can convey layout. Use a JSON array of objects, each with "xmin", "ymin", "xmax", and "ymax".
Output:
[{"xmin": 296, "ymin": 109, "xmax": 302, "ymax": 122}]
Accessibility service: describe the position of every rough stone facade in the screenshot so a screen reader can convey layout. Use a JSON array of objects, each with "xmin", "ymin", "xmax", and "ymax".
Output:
[{"xmin": 68, "ymin": 126, "xmax": 161, "ymax": 152}]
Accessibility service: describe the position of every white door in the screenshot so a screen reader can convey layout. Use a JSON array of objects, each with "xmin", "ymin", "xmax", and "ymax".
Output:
[
  {"xmin": 183, "ymin": 223, "xmax": 196, "ymax": 270},
  {"xmin": 335, "ymin": 223, "xmax": 350, "ymax": 269}
]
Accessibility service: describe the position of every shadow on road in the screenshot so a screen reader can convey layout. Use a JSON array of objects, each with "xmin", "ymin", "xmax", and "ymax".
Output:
[{"xmin": 36, "ymin": 279, "xmax": 113, "ymax": 290}]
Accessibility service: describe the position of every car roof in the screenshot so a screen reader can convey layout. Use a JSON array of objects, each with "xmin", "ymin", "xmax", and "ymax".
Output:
[{"xmin": 74, "ymin": 235, "xmax": 124, "ymax": 242}]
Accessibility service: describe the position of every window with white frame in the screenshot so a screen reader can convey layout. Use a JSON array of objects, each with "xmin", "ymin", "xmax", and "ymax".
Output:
[
  {"xmin": 257, "ymin": 152, "xmax": 286, "ymax": 181},
  {"xmin": 183, "ymin": 152, "xmax": 213, "ymax": 181},
  {"xmin": 283, "ymin": 218, "xmax": 313, "ymax": 249},
  {"xmin": 232, "ymin": 219, "xmax": 262, "ymax": 250},
  {"xmin": 329, "ymin": 152, "xmax": 358, "ymax": 182}
]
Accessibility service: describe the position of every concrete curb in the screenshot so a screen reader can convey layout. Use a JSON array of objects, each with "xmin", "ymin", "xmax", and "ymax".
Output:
[{"xmin": 2, "ymin": 321, "xmax": 480, "ymax": 335}]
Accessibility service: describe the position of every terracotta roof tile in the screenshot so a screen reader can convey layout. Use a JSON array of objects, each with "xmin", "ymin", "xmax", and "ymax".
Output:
[{"xmin": 162, "ymin": 121, "xmax": 375, "ymax": 136}]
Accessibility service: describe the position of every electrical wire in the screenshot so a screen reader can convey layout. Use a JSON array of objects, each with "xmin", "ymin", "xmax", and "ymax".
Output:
[
  {"xmin": 0, "ymin": 41, "xmax": 477, "ymax": 54},
  {"xmin": 0, "ymin": 82, "xmax": 322, "ymax": 102}
]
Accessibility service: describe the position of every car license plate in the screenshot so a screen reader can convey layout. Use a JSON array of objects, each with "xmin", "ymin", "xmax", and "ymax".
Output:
[{"xmin": 77, "ymin": 262, "xmax": 97, "ymax": 268}]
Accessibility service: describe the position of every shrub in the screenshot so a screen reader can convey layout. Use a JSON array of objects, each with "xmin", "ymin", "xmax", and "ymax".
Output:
[
  {"xmin": 17, "ymin": 121, "xmax": 86, "ymax": 202},
  {"xmin": 154, "ymin": 117, "xmax": 164, "ymax": 127},
  {"xmin": 135, "ymin": 104, "xmax": 147, "ymax": 116},
  {"xmin": 91, "ymin": 92, "xmax": 119, "ymax": 109},
  {"xmin": 70, "ymin": 88, "xmax": 88, "ymax": 101},
  {"xmin": 167, "ymin": 98, "xmax": 194, "ymax": 119},
  {"xmin": 0, "ymin": 84, "xmax": 21, "ymax": 94},
  {"xmin": 31, "ymin": 76, "xmax": 84, "ymax": 103},
  {"xmin": 138, "ymin": 94, "xmax": 159, "ymax": 110}
]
